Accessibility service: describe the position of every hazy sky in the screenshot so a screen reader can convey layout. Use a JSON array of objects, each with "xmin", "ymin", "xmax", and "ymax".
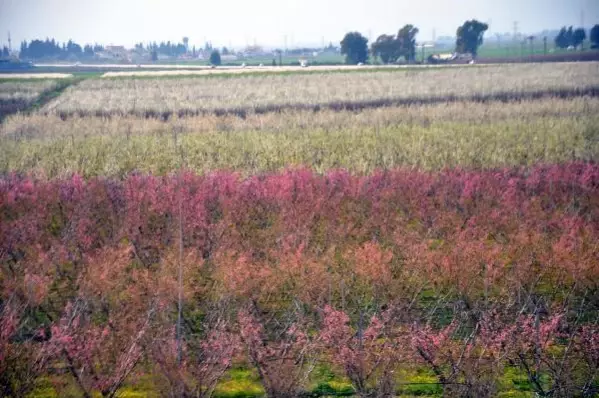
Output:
[{"xmin": 1, "ymin": 0, "xmax": 598, "ymax": 49}]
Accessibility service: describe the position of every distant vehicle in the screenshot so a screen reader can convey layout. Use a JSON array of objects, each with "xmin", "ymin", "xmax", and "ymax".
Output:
[{"xmin": 427, "ymin": 53, "xmax": 457, "ymax": 64}]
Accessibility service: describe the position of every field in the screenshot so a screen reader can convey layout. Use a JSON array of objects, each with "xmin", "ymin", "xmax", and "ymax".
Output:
[
  {"xmin": 1, "ymin": 63, "xmax": 599, "ymax": 398},
  {"xmin": 41, "ymin": 63, "xmax": 599, "ymax": 117}
]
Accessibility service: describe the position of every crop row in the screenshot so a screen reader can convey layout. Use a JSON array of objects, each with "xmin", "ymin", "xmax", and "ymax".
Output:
[
  {"xmin": 1, "ymin": 164, "xmax": 598, "ymax": 396},
  {"xmin": 2, "ymin": 101, "xmax": 597, "ymax": 177},
  {"xmin": 4, "ymin": 96, "xmax": 597, "ymax": 140},
  {"xmin": 42, "ymin": 63, "xmax": 599, "ymax": 115}
]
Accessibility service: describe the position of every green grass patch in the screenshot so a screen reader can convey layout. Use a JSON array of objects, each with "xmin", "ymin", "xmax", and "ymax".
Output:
[{"xmin": 214, "ymin": 367, "xmax": 265, "ymax": 398}]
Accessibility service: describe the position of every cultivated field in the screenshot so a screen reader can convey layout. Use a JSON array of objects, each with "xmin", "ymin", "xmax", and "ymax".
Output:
[
  {"xmin": 0, "ymin": 80, "xmax": 60, "ymax": 101},
  {"xmin": 42, "ymin": 62, "xmax": 599, "ymax": 116},
  {"xmin": 2, "ymin": 97, "xmax": 598, "ymax": 177},
  {"xmin": 0, "ymin": 79, "xmax": 62, "ymax": 121},
  {"xmin": 1, "ymin": 62, "xmax": 598, "ymax": 398}
]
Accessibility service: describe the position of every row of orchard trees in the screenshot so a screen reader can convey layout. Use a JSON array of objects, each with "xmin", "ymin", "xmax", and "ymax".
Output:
[
  {"xmin": 341, "ymin": 20, "xmax": 489, "ymax": 65},
  {"xmin": 1, "ymin": 164, "xmax": 599, "ymax": 397},
  {"xmin": 4, "ymin": 280, "xmax": 598, "ymax": 398}
]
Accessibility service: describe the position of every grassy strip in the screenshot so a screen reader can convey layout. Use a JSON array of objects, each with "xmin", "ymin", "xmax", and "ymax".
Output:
[{"xmin": 26, "ymin": 78, "xmax": 82, "ymax": 114}]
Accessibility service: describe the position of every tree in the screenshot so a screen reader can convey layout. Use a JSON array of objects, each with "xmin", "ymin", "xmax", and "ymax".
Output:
[
  {"xmin": 320, "ymin": 306, "xmax": 404, "ymax": 397},
  {"xmin": 83, "ymin": 44, "xmax": 94, "ymax": 57},
  {"xmin": 151, "ymin": 320, "xmax": 239, "ymax": 398},
  {"xmin": 47, "ymin": 300, "xmax": 154, "ymax": 398},
  {"xmin": 221, "ymin": 46, "xmax": 229, "ymax": 55},
  {"xmin": 573, "ymin": 28, "xmax": 586, "ymax": 49},
  {"xmin": 209, "ymin": 50, "xmax": 221, "ymax": 66},
  {"xmin": 456, "ymin": 20, "xmax": 489, "ymax": 57},
  {"xmin": 239, "ymin": 306, "xmax": 319, "ymax": 398},
  {"xmin": 340, "ymin": 32, "xmax": 369, "ymax": 64},
  {"xmin": 397, "ymin": 24, "xmax": 419, "ymax": 61},
  {"xmin": 371, "ymin": 34, "xmax": 399, "ymax": 64},
  {"xmin": 591, "ymin": 24, "xmax": 599, "ymax": 49},
  {"xmin": 183, "ymin": 36, "xmax": 189, "ymax": 53},
  {"xmin": 151, "ymin": 50, "xmax": 158, "ymax": 62},
  {"xmin": 555, "ymin": 27, "xmax": 569, "ymax": 49},
  {"xmin": 1, "ymin": 46, "xmax": 9, "ymax": 58}
]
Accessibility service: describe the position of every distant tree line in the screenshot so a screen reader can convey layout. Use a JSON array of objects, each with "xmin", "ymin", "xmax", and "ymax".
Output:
[
  {"xmin": 555, "ymin": 26, "xmax": 587, "ymax": 49},
  {"xmin": 371, "ymin": 25, "xmax": 419, "ymax": 64},
  {"xmin": 341, "ymin": 19, "xmax": 489, "ymax": 65},
  {"xmin": 19, "ymin": 39, "xmax": 103, "ymax": 59},
  {"xmin": 137, "ymin": 41, "xmax": 187, "ymax": 57}
]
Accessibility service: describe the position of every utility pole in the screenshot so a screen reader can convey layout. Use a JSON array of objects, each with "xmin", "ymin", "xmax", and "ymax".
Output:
[{"xmin": 580, "ymin": 10, "xmax": 585, "ymax": 50}]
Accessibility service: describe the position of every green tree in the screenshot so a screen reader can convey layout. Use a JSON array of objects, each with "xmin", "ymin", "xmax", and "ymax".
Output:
[
  {"xmin": 210, "ymin": 49, "xmax": 221, "ymax": 66},
  {"xmin": 83, "ymin": 44, "xmax": 94, "ymax": 57},
  {"xmin": 151, "ymin": 50, "xmax": 158, "ymax": 62},
  {"xmin": 371, "ymin": 34, "xmax": 399, "ymax": 64},
  {"xmin": 397, "ymin": 24, "xmax": 419, "ymax": 61},
  {"xmin": 1, "ymin": 46, "xmax": 9, "ymax": 58},
  {"xmin": 591, "ymin": 24, "xmax": 599, "ymax": 49},
  {"xmin": 573, "ymin": 28, "xmax": 586, "ymax": 49},
  {"xmin": 340, "ymin": 32, "xmax": 369, "ymax": 64},
  {"xmin": 555, "ymin": 27, "xmax": 569, "ymax": 49},
  {"xmin": 456, "ymin": 20, "xmax": 489, "ymax": 57}
]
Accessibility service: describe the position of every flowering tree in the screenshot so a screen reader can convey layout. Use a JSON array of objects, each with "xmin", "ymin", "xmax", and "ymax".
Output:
[
  {"xmin": 151, "ymin": 318, "xmax": 240, "ymax": 398},
  {"xmin": 238, "ymin": 306, "xmax": 318, "ymax": 397},
  {"xmin": 411, "ymin": 314, "xmax": 509, "ymax": 398},
  {"xmin": 46, "ymin": 300, "xmax": 154, "ymax": 398},
  {"xmin": 320, "ymin": 305, "xmax": 403, "ymax": 397},
  {"xmin": 0, "ymin": 299, "xmax": 51, "ymax": 397}
]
